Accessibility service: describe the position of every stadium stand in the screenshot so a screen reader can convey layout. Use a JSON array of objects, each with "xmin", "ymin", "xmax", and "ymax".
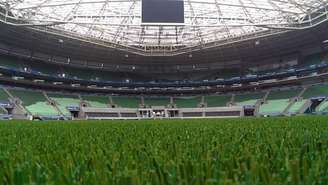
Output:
[
  {"xmin": 28, "ymin": 61, "xmax": 60, "ymax": 76},
  {"xmin": 286, "ymin": 99, "xmax": 307, "ymax": 114},
  {"xmin": 144, "ymin": 97, "xmax": 171, "ymax": 107},
  {"xmin": 302, "ymin": 84, "xmax": 328, "ymax": 98},
  {"xmin": 82, "ymin": 95, "xmax": 109, "ymax": 108},
  {"xmin": 0, "ymin": 55, "xmax": 22, "ymax": 69},
  {"xmin": 316, "ymin": 100, "xmax": 328, "ymax": 112},
  {"xmin": 47, "ymin": 93, "xmax": 81, "ymax": 116},
  {"xmin": 112, "ymin": 96, "xmax": 141, "ymax": 108},
  {"xmin": 259, "ymin": 88, "xmax": 301, "ymax": 115},
  {"xmin": 205, "ymin": 95, "xmax": 231, "ymax": 107},
  {"xmin": 260, "ymin": 99, "xmax": 290, "ymax": 115},
  {"xmin": 0, "ymin": 88, "xmax": 9, "ymax": 102},
  {"xmin": 235, "ymin": 92, "xmax": 265, "ymax": 106},
  {"xmin": 9, "ymin": 89, "xmax": 59, "ymax": 116},
  {"xmin": 174, "ymin": 97, "xmax": 201, "ymax": 108}
]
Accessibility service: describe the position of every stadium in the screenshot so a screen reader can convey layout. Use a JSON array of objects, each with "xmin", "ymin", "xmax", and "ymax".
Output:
[{"xmin": 1, "ymin": 0, "xmax": 328, "ymax": 184}]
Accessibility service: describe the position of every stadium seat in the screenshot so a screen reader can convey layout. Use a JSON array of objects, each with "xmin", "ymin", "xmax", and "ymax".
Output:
[
  {"xmin": 0, "ymin": 55, "xmax": 22, "ymax": 69},
  {"xmin": 267, "ymin": 89, "xmax": 300, "ymax": 100},
  {"xmin": 112, "ymin": 96, "xmax": 141, "ymax": 108},
  {"xmin": 205, "ymin": 95, "xmax": 231, "ymax": 107},
  {"xmin": 28, "ymin": 62, "xmax": 59, "ymax": 76},
  {"xmin": 316, "ymin": 100, "xmax": 328, "ymax": 112},
  {"xmin": 259, "ymin": 99, "xmax": 290, "ymax": 115},
  {"xmin": 0, "ymin": 88, "xmax": 9, "ymax": 102},
  {"xmin": 144, "ymin": 97, "xmax": 170, "ymax": 107},
  {"xmin": 9, "ymin": 89, "xmax": 60, "ymax": 116},
  {"xmin": 303, "ymin": 85, "xmax": 328, "ymax": 99},
  {"xmin": 235, "ymin": 92, "xmax": 265, "ymax": 106},
  {"xmin": 287, "ymin": 99, "xmax": 307, "ymax": 113},
  {"xmin": 82, "ymin": 95, "xmax": 109, "ymax": 108},
  {"xmin": 259, "ymin": 89, "xmax": 302, "ymax": 115},
  {"xmin": 174, "ymin": 97, "xmax": 201, "ymax": 108},
  {"xmin": 48, "ymin": 93, "xmax": 81, "ymax": 116}
]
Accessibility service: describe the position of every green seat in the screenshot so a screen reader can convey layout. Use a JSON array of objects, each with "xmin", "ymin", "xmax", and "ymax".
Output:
[
  {"xmin": 235, "ymin": 92, "xmax": 265, "ymax": 106},
  {"xmin": 288, "ymin": 100, "xmax": 307, "ymax": 113},
  {"xmin": 0, "ymin": 55, "xmax": 22, "ymax": 69},
  {"xmin": 303, "ymin": 85, "xmax": 328, "ymax": 99},
  {"xmin": 259, "ymin": 99, "xmax": 290, "ymax": 115},
  {"xmin": 268, "ymin": 89, "xmax": 300, "ymax": 100},
  {"xmin": 316, "ymin": 101, "xmax": 328, "ymax": 112},
  {"xmin": 237, "ymin": 100, "xmax": 259, "ymax": 106},
  {"xmin": 0, "ymin": 88, "xmax": 9, "ymax": 102},
  {"xmin": 48, "ymin": 93, "xmax": 81, "ymax": 116},
  {"xmin": 175, "ymin": 97, "xmax": 201, "ymax": 108},
  {"xmin": 26, "ymin": 102, "xmax": 60, "ymax": 116},
  {"xmin": 82, "ymin": 95, "xmax": 109, "ymax": 108},
  {"xmin": 206, "ymin": 95, "xmax": 231, "ymax": 107},
  {"xmin": 144, "ymin": 97, "xmax": 170, "ymax": 107},
  {"xmin": 10, "ymin": 89, "xmax": 59, "ymax": 116},
  {"xmin": 112, "ymin": 96, "xmax": 141, "ymax": 108},
  {"xmin": 29, "ymin": 61, "xmax": 59, "ymax": 76}
]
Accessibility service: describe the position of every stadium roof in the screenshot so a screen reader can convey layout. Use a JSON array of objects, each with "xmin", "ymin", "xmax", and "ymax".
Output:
[{"xmin": 1, "ymin": 0, "xmax": 328, "ymax": 55}]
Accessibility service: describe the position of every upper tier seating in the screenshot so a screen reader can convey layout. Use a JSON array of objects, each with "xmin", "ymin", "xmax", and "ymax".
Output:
[
  {"xmin": 82, "ymin": 95, "xmax": 109, "ymax": 108},
  {"xmin": 144, "ymin": 97, "xmax": 170, "ymax": 107},
  {"xmin": 9, "ymin": 89, "xmax": 59, "ymax": 116},
  {"xmin": 205, "ymin": 95, "xmax": 231, "ymax": 107},
  {"xmin": 112, "ymin": 96, "xmax": 141, "ymax": 108},
  {"xmin": 303, "ymin": 85, "xmax": 328, "ymax": 99},
  {"xmin": 301, "ymin": 53, "xmax": 323, "ymax": 67},
  {"xmin": 48, "ymin": 93, "xmax": 81, "ymax": 116},
  {"xmin": 174, "ymin": 97, "xmax": 201, "ymax": 108},
  {"xmin": 0, "ymin": 55, "xmax": 22, "ymax": 69},
  {"xmin": 29, "ymin": 62, "xmax": 59, "ymax": 76},
  {"xmin": 235, "ymin": 92, "xmax": 265, "ymax": 106}
]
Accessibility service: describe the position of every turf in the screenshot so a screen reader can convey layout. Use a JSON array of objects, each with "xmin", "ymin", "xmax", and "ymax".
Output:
[{"xmin": 0, "ymin": 116, "xmax": 328, "ymax": 184}]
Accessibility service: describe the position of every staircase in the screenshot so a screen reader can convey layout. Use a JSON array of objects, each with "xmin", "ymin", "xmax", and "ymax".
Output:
[
  {"xmin": 283, "ymin": 97, "xmax": 297, "ymax": 115},
  {"xmin": 297, "ymin": 87, "xmax": 308, "ymax": 99},
  {"xmin": 3, "ymin": 88, "xmax": 31, "ymax": 118},
  {"xmin": 42, "ymin": 91, "xmax": 67, "ymax": 119},
  {"xmin": 262, "ymin": 91, "xmax": 271, "ymax": 103},
  {"xmin": 298, "ymin": 99, "xmax": 312, "ymax": 114},
  {"xmin": 228, "ymin": 94, "xmax": 235, "ymax": 106},
  {"xmin": 254, "ymin": 99, "xmax": 263, "ymax": 117}
]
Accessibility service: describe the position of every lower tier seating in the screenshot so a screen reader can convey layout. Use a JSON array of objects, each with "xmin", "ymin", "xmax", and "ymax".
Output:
[
  {"xmin": 174, "ymin": 97, "xmax": 201, "ymax": 108},
  {"xmin": 48, "ymin": 93, "xmax": 81, "ymax": 116},
  {"xmin": 316, "ymin": 100, "xmax": 328, "ymax": 112},
  {"xmin": 205, "ymin": 95, "xmax": 231, "ymax": 107},
  {"xmin": 82, "ymin": 95, "xmax": 109, "ymax": 108},
  {"xmin": 144, "ymin": 97, "xmax": 170, "ymax": 107},
  {"xmin": 268, "ymin": 89, "xmax": 300, "ymax": 100},
  {"xmin": 3, "ymin": 83, "xmax": 328, "ymax": 118},
  {"xmin": 235, "ymin": 92, "xmax": 265, "ymax": 106},
  {"xmin": 9, "ymin": 89, "xmax": 59, "ymax": 116},
  {"xmin": 288, "ymin": 99, "xmax": 307, "ymax": 113},
  {"xmin": 259, "ymin": 99, "xmax": 290, "ymax": 115},
  {"xmin": 112, "ymin": 96, "xmax": 141, "ymax": 108}
]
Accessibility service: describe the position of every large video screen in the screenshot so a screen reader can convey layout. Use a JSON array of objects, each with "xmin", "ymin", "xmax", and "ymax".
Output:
[{"xmin": 142, "ymin": 0, "xmax": 184, "ymax": 23}]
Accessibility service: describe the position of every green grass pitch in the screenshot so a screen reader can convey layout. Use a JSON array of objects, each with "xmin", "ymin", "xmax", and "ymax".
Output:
[{"xmin": 0, "ymin": 116, "xmax": 328, "ymax": 184}]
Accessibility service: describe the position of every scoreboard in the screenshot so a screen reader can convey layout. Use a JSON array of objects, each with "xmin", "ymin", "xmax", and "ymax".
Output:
[{"xmin": 142, "ymin": 0, "xmax": 184, "ymax": 24}]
